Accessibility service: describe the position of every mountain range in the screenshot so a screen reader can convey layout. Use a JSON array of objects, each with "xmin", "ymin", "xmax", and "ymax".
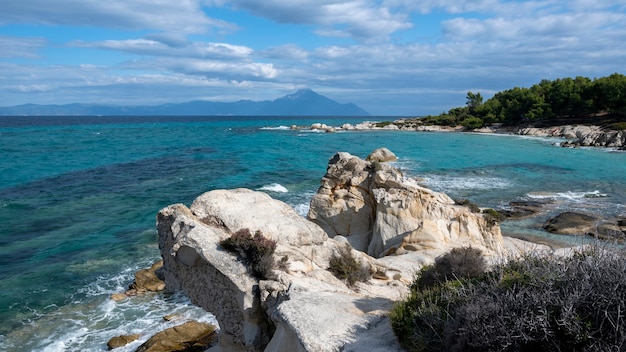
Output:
[{"xmin": 0, "ymin": 89, "xmax": 369, "ymax": 116}]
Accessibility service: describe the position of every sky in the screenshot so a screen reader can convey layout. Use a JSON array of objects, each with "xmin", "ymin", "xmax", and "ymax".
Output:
[{"xmin": 0, "ymin": 1, "xmax": 625, "ymax": 116}]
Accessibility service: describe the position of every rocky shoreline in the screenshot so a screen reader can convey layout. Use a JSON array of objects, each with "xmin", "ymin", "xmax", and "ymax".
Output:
[
  {"xmin": 294, "ymin": 120, "xmax": 626, "ymax": 149},
  {"xmin": 143, "ymin": 149, "xmax": 562, "ymax": 351},
  {"xmin": 107, "ymin": 147, "xmax": 625, "ymax": 351}
]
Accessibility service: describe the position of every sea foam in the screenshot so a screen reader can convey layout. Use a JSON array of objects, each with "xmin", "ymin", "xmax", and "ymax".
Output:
[{"xmin": 258, "ymin": 183, "xmax": 289, "ymax": 193}]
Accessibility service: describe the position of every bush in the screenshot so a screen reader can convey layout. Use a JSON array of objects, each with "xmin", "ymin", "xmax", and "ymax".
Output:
[
  {"xmin": 391, "ymin": 245, "xmax": 626, "ymax": 351},
  {"xmin": 454, "ymin": 198, "xmax": 481, "ymax": 213},
  {"xmin": 415, "ymin": 247, "xmax": 486, "ymax": 290},
  {"xmin": 329, "ymin": 244, "xmax": 370, "ymax": 286},
  {"xmin": 221, "ymin": 228, "xmax": 277, "ymax": 279},
  {"xmin": 482, "ymin": 208, "xmax": 505, "ymax": 225},
  {"xmin": 461, "ymin": 117, "xmax": 485, "ymax": 129}
]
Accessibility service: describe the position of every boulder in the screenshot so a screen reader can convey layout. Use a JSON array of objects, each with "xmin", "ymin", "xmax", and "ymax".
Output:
[
  {"xmin": 131, "ymin": 260, "xmax": 166, "ymax": 292},
  {"xmin": 544, "ymin": 211, "xmax": 626, "ymax": 240},
  {"xmin": 366, "ymin": 147, "xmax": 397, "ymax": 163},
  {"xmin": 107, "ymin": 334, "xmax": 140, "ymax": 350},
  {"xmin": 543, "ymin": 212, "xmax": 603, "ymax": 235},
  {"xmin": 135, "ymin": 320, "xmax": 218, "ymax": 352},
  {"xmin": 308, "ymin": 151, "xmax": 504, "ymax": 257},
  {"xmin": 158, "ymin": 188, "xmax": 408, "ymax": 351}
]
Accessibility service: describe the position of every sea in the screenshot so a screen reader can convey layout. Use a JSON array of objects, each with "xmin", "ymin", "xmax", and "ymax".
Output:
[{"xmin": 1, "ymin": 115, "xmax": 625, "ymax": 351}]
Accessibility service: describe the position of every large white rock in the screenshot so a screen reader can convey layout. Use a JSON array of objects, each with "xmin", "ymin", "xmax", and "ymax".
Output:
[
  {"xmin": 308, "ymin": 151, "xmax": 504, "ymax": 258},
  {"xmin": 158, "ymin": 188, "xmax": 409, "ymax": 352}
]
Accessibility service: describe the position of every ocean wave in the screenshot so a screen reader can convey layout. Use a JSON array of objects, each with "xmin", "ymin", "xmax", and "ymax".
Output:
[
  {"xmin": 257, "ymin": 183, "xmax": 289, "ymax": 193},
  {"xmin": 421, "ymin": 175, "xmax": 512, "ymax": 191},
  {"xmin": 260, "ymin": 125, "xmax": 290, "ymax": 130},
  {"xmin": 11, "ymin": 266, "xmax": 218, "ymax": 352},
  {"xmin": 526, "ymin": 190, "xmax": 608, "ymax": 200}
]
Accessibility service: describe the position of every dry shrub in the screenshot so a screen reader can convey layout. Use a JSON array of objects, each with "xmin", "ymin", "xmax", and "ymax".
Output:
[
  {"xmin": 221, "ymin": 228, "xmax": 277, "ymax": 279},
  {"xmin": 416, "ymin": 247, "xmax": 486, "ymax": 290},
  {"xmin": 329, "ymin": 244, "xmax": 370, "ymax": 286},
  {"xmin": 391, "ymin": 244, "xmax": 626, "ymax": 352}
]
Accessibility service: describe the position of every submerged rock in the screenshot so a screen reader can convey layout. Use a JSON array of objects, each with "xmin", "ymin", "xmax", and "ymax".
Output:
[
  {"xmin": 135, "ymin": 320, "xmax": 218, "ymax": 352},
  {"xmin": 107, "ymin": 334, "xmax": 140, "ymax": 350},
  {"xmin": 544, "ymin": 211, "xmax": 626, "ymax": 240}
]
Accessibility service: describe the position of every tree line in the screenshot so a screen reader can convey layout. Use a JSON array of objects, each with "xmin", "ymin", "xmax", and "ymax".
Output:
[{"xmin": 422, "ymin": 73, "xmax": 626, "ymax": 129}]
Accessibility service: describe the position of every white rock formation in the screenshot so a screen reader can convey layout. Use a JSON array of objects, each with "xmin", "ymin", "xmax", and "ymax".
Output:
[
  {"xmin": 156, "ymin": 151, "xmax": 539, "ymax": 352},
  {"xmin": 308, "ymin": 151, "xmax": 504, "ymax": 258},
  {"xmin": 158, "ymin": 188, "xmax": 407, "ymax": 352}
]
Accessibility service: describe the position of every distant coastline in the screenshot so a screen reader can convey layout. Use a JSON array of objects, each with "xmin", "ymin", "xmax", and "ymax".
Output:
[{"xmin": 293, "ymin": 118, "xmax": 626, "ymax": 150}]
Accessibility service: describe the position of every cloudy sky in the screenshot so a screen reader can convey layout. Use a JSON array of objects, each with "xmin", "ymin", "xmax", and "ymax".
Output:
[{"xmin": 1, "ymin": 0, "xmax": 625, "ymax": 115}]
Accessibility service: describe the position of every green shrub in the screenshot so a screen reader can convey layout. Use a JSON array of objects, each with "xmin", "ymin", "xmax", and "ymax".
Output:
[
  {"xmin": 454, "ymin": 198, "xmax": 481, "ymax": 213},
  {"xmin": 329, "ymin": 244, "xmax": 370, "ymax": 286},
  {"xmin": 461, "ymin": 117, "xmax": 485, "ymax": 129},
  {"xmin": 482, "ymin": 208, "xmax": 505, "ymax": 224},
  {"xmin": 221, "ymin": 228, "xmax": 277, "ymax": 279},
  {"xmin": 415, "ymin": 247, "xmax": 486, "ymax": 290},
  {"xmin": 391, "ymin": 245, "xmax": 626, "ymax": 351}
]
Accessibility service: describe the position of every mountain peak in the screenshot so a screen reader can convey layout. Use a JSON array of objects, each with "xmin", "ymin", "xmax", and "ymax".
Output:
[
  {"xmin": 281, "ymin": 88, "xmax": 319, "ymax": 101},
  {"xmin": 0, "ymin": 89, "xmax": 370, "ymax": 116}
]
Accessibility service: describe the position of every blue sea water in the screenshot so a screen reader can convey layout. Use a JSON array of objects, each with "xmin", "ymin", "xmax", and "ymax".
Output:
[{"xmin": 1, "ymin": 116, "xmax": 625, "ymax": 351}]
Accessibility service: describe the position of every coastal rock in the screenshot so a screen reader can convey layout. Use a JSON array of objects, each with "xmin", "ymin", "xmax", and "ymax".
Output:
[
  {"xmin": 543, "ymin": 211, "xmax": 602, "ymax": 235},
  {"xmin": 111, "ymin": 261, "xmax": 166, "ymax": 301},
  {"xmin": 131, "ymin": 261, "xmax": 166, "ymax": 292},
  {"xmin": 135, "ymin": 320, "xmax": 218, "ymax": 352},
  {"xmin": 158, "ymin": 188, "xmax": 411, "ymax": 351},
  {"xmin": 366, "ymin": 147, "xmax": 397, "ymax": 163},
  {"xmin": 543, "ymin": 211, "xmax": 626, "ymax": 240},
  {"xmin": 515, "ymin": 125, "xmax": 626, "ymax": 149},
  {"xmin": 308, "ymin": 150, "xmax": 504, "ymax": 257},
  {"xmin": 107, "ymin": 334, "xmax": 140, "ymax": 350},
  {"xmin": 498, "ymin": 200, "xmax": 555, "ymax": 220}
]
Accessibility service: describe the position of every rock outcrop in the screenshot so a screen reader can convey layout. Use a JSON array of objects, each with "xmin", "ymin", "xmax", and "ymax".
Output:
[
  {"xmin": 135, "ymin": 320, "xmax": 218, "ymax": 352},
  {"xmin": 307, "ymin": 151, "xmax": 504, "ymax": 258},
  {"xmin": 543, "ymin": 211, "xmax": 626, "ymax": 240},
  {"xmin": 515, "ymin": 125, "xmax": 626, "ymax": 148},
  {"xmin": 156, "ymin": 151, "xmax": 533, "ymax": 351},
  {"xmin": 157, "ymin": 188, "xmax": 406, "ymax": 352}
]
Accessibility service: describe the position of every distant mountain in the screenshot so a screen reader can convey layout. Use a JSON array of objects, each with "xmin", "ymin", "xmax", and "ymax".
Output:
[{"xmin": 0, "ymin": 89, "xmax": 370, "ymax": 116}]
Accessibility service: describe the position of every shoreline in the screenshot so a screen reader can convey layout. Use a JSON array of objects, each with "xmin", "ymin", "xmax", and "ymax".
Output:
[{"xmin": 294, "ymin": 119, "xmax": 626, "ymax": 150}]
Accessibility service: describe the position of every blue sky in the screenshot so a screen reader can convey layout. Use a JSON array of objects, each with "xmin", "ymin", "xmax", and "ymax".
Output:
[{"xmin": 1, "ymin": 0, "xmax": 625, "ymax": 115}]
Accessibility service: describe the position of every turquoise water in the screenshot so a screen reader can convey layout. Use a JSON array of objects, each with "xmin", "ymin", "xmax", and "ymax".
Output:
[{"xmin": 1, "ymin": 116, "xmax": 625, "ymax": 351}]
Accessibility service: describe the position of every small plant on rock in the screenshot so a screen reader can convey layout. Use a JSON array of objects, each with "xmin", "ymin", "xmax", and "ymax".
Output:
[
  {"xmin": 221, "ymin": 228, "xmax": 277, "ymax": 279},
  {"xmin": 329, "ymin": 244, "xmax": 370, "ymax": 286},
  {"xmin": 454, "ymin": 198, "xmax": 481, "ymax": 213}
]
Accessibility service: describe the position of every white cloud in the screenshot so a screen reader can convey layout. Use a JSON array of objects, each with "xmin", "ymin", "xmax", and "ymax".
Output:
[
  {"xmin": 0, "ymin": 0, "xmax": 234, "ymax": 34},
  {"xmin": 261, "ymin": 44, "xmax": 309, "ymax": 60},
  {"xmin": 0, "ymin": 35, "xmax": 46, "ymax": 58},
  {"xmin": 215, "ymin": 0, "xmax": 412, "ymax": 41},
  {"xmin": 71, "ymin": 38, "xmax": 254, "ymax": 59}
]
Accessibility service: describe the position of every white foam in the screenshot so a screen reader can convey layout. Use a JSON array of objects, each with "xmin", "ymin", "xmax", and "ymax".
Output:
[
  {"xmin": 257, "ymin": 183, "xmax": 289, "ymax": 193},
  {"xmin": 294, "ymin": 203, "xmax": 310, "ymax": 217},
  {"xmin": 11, "ymin": 262, "xmax": 219, "ymax": 352},
  {"xmin": 527, "ymin": 190, "xmax": 608, "ymax": 200},
  {"xmin": 260, "ymin": 125, "xmax": 290, "ymax": 130},
  {"xmin": 421, "ymin": 175, "xmax": 511, "ymax": 191}
]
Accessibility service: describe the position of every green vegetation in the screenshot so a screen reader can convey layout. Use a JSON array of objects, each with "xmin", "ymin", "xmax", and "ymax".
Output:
[
  {"xmin": 454, "ymin": 198, "xmax": 481, "ymax": 213},
  {"xmin": 329, "ymin": 243, "xmax": 371, "ymax": 286},
  {"xmin": 414, "ymin": 247, "xmax": 486, "ymax": 291},
  {"xmin": 421, "ymin": 73, "xmax": 626, "ymax": 128},
  {"xmin": 391, "ymin": 245, "xmax": 626, "ymax": 351},
  {"xmin": 221, "ymin": 228, "xmax": 277, "ymax": 279}
]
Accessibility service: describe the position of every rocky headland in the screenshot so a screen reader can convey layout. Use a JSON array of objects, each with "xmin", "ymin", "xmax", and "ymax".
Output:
[
  {"xmin": 295, "ymin": 120, "xmax": 626, "ymax": 149},
  {"xmin": 151, "ymin": 148, "xmax": 551, "ymax": 351}
]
